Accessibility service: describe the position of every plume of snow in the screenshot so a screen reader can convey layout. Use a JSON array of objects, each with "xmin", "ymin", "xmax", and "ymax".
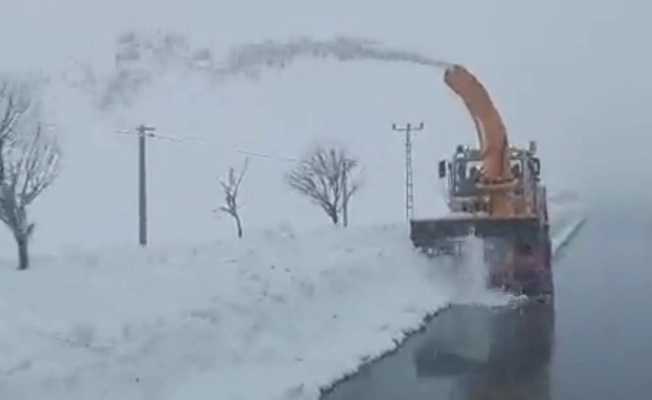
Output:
[
  {"xmin": 217, "ymin": 36, "xmax": 453, "ymax": 79},
  {"xmin": 67, "ymin": 33, "xmax": 454, "ymax": 110}
]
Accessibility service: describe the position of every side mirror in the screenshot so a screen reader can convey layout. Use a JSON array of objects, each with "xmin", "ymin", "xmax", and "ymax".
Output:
[{"xmin": 438, "ymin": 160, "xmax": 446, "ymax": 178}]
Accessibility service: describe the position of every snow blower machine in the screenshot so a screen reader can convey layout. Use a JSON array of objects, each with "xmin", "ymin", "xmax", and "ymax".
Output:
[{"xmin": 410, "ymin": 65, "xmax": 552, "ymax": 298}]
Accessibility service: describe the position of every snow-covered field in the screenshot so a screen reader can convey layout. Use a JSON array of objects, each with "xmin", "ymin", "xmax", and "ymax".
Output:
[{"xmin": 0, "ymin": 200, "xmax": 584, "ymax": 400}]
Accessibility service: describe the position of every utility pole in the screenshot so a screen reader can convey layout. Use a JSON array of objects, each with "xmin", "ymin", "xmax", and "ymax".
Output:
[
  {"xmin": 116, "ymin": 126, "xmax": 200, "ymax": 247},
  {"xmin": 137, "ymin": 125, "xmax": 155, "ymax": 246},
  {"xmin": 342, "ymin": 159, "xmax": 349, "ymax": 228},
  {"xmin": 392, "ymin": 122, "xmax": 424, "ymax": 221},
  {"xmin": 116, "ymin": 124, "xmax": 156, "ymax": 247}
]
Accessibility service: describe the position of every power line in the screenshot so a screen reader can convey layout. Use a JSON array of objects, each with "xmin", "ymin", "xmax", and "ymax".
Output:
[
  {"xmin": 116, "ymin": 128, "xmax": 300, "ymax": 163},
  {"xmin": 115, "ymin": 130, "xmax": 203, "ymax": 143},
  {"xmin": 236, "ymin": 149, "xmax": 299, "ymax": 163}
]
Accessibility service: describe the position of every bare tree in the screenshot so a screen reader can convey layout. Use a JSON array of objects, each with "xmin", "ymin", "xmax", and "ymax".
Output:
[
  {"xmin": 215, "ymin": 158, "xmax": 249, "ymax": 238},
  {"xmin": 0, "ymin": 81, "xmax": 60, "ymax": 270},
  {"xmin": 286, "ymin": 145, "xmax": 361, "ymax": 226}
]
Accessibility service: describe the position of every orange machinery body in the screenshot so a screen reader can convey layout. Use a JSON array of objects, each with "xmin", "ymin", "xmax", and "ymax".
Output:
[{"xmin": 410, "ymin": 65, "xmax": 553, "ymax": 298}]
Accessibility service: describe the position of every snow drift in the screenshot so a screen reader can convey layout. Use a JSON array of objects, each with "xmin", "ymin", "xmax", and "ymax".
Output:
[{"xmin": 0, "ymin": 199, "xmax": 585, "ymax": 400}]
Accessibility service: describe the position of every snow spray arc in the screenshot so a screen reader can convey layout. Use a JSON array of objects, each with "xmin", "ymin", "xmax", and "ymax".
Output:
[
  {"xmin": 102, "ymin": 33, "xmax": 454, "ymax": 109},
  {"xmin": 215, "ymin": 36, "xmax": 453, "ymax": 79}
]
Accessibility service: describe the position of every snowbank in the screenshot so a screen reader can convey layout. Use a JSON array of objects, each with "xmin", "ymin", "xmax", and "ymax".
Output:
[{"xmin": 0, "ymin": 200, "xmax": 584, "ymax": 400}]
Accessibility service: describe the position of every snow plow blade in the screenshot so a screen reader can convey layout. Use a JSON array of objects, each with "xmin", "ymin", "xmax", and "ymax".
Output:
[{"xmin": 410, "ymin": 216, "xmax": 553, "ymax": 298}]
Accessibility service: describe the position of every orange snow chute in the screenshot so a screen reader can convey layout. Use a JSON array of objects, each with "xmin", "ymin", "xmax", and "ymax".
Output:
[
  {"xmin": 443, "ymin": 65, "xmax": 511, "ymax": 183},
  {"xmin": 443, "ymin": 64, "xmax": 517, "ymax": 217}
]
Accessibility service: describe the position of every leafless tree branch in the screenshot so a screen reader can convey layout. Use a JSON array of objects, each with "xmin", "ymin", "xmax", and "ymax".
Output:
[
  {"xmin": 217, "ymin": 157, "xmax": 249, "ymax": 238},
  {"xmin": 285, "ymin": 145, "xmax": 361, "ymax": 226},
  {"xmin": 0, "ymin": 80, "xmax": 60, "ymax": 270}
]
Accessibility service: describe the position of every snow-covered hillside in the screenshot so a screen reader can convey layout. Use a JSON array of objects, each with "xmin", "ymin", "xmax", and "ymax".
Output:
[
  {"xmin": 14, "ymin": 33, "xmax": 471, "ymax": 256},
  {"xmin": 0, "ymin": 30, "xmax": 588, "ymax": 257},
  {"xmin": 1, "ymin": 1, "xmax": 648, "ymax": 256},
  {"xmin": 0, "ymin": 200, "xmax": 584, "ymax": 400},
  {"xmin": 3, "ymin": 0, "xmax": 651, "ymax": 258}
]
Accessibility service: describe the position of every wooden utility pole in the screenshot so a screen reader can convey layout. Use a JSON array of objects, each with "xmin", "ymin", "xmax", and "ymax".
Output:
[{"xmin": 392, "ymin": 122, "xmax": 424, "ymax": 220}]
